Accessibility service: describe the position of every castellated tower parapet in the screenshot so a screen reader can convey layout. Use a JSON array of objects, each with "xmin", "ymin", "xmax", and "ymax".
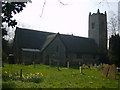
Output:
[{"xmin": 88, "ymin": 9, "xmax": 107, "ymax": 54}]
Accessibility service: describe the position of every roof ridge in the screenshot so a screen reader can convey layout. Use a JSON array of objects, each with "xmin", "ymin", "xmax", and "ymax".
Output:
[
  {"xmin": 16, "ymin": 27, "xmax": 89, "ymax": 39},
  {"xmin": 41, "ymin": 33, "xmax": 58, "ymax": 51},
  {"xmin": 16, "ymin": 27, "xmax": 55, "ymax": 34}
]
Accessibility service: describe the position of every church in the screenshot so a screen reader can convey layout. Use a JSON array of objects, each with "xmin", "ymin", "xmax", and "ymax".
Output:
[{"xmin": 13, "ymin": 9, "xmax": 107, "ymax": 66}]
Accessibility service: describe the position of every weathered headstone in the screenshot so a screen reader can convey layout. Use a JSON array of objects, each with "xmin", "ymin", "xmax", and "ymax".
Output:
[
  {"xmin": 94, "ymin": 64, "xmax": 97, "ymax": 68},
  {"xmin": 97, "ymin": 65, "xmax": 100, "ymax": 71},
  {"xmin": 90, "ymin": 64, "xmax": 93, "ymax": 67},
  {"xmin": 82, "ymin": 64, "xmax": 85, "ymax": 67},
  {"xmin": 109, "ymin": 64, "xmax": 116, "ymax": 79},
  {"xmin": 79, "ymin": 66, "xmax": 82, "ymax": 73},
  {"xmin": 33, "ymin": 61, "xmax": 35, "ymax": 68},
  {"xmin": 88, "ymin": 64, "xmax": 90, "ymax": 68},
  {"xmin": 102, "ymin": 64, "xmax": 110, "ymax": 77},
  {"xmin": 97, "ymin": 64, "xmax": 103, "ymax": 71},
  {"xmin": 67, "ymin": 61, "xmax": 69, "ymax": 68}
]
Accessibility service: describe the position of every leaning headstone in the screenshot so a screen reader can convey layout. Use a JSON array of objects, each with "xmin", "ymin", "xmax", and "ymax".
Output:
[
  {"xmin": 109, "ymin": 64, "xmax": 116, "ymax": 79},
  {"xmin": 102, "ymin": 64, "xmax": 110, "ymax": 77}
]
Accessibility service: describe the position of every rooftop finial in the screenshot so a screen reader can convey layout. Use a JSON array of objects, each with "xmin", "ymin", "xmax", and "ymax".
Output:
[
  {"xmin": 105, "ymin": 11, "xmax": 106, "ymax": 15},
  {"xmin": 97, "ymin": 9, "xmax": 100, "ymax": 13},
  {"xmin": 89, "ymin": 12, "xmax": 91, "ymax": 16}
]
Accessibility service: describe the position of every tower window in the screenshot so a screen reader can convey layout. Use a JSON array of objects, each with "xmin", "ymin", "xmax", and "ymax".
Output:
[{"xmin": 91, "ymin": 22, "xmax": 95, "ymax": 29}]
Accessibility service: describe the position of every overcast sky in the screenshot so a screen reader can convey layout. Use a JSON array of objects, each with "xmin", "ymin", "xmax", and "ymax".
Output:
[{"xmin": 12, "ymin": 0, "xmax": 118, "ymax": 38}]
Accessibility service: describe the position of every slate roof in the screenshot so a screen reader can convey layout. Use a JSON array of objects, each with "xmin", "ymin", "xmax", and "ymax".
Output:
[{"xmin": 14, "ymin": 27, "xmax": 98, "ymax": 53}]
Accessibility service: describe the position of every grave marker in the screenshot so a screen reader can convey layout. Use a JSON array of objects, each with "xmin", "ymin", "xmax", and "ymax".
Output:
[
  {"xmin": 82, "ymin": 64, "xmax": 85, "ymax": 67},
  {"xmin": 109, "ymin": 64, "xmax": 116, "ymax": 79},
  {"xmin": 94, "ymin": 64, "xmax": 97, "ymax": 68},
  {"xmin": 79, "ymin": 66, "xmax": 82, "ymax": 73},
  {"xmin": 20, "ymin": 69, "xmax": 22, "ymax": 79},
  {"xmin": 97, "ymin": 65, "xmax": 100, "ymax": 71},
  {"xmin": 90, "ymin": 64, "xmax": 93, "ymax": 67},
  {"xmin": 102, "ymin": 64, "xmax": 110, "ymax": 77},
  {"xmin": 67, "ymin": 61, "xmax": 69, "ymax": 68}
]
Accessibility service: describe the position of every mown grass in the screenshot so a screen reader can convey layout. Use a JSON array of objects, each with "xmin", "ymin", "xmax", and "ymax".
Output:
[{"xmin": 2, "ymin": 64, "xmax": 120, "ymax": 88}]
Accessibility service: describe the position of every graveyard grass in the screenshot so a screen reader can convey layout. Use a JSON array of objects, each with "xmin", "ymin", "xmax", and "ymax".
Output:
[{"xmin": 2, "ymin": 64, "xmax": 119, "ymax": 88}]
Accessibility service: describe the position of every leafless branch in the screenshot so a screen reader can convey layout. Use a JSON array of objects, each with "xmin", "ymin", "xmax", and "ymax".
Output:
[
  {"xmin": 40, "ymin": 0, "xmax": 46, "ymax": 17},
  {"xmin": 58, "ymin": 0, "xmax": 68, "ymax": 6},
  {"xmin": 40, "ymin": 0, "xmax": 69, "ymax": 17},
  {"xmin": 108, "ymin": 12, "xmax": 118, "ymax": 36}
]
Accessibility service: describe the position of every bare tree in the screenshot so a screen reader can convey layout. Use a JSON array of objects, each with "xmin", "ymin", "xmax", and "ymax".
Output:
[
  {"xmin": 40, "ymin": 0, "xmax": 69, "ymax": 17},
  {"xmin": 108, "ymin": 11, "xmax": 118, "ymax": 36}
]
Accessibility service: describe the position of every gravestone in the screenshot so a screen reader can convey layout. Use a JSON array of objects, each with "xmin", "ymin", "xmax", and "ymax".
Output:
[
  {"xmin": 90, "ymin": 64, "xmax": 93, "ymax": 67},
  {"xmin": 109, "ymin": 64, "xmax": 116, "ymax": 79},
  {"xmin": 102, "ymin": 64, "xmax": 110, "ymax": 77},
  {"xmin": 79, "ymin": 66, "xmax": 82, "ymax": 73},
  {"xmin": 88, "ymin": 64, "xmax": 90, "ymax": 68},
  {"xmin": 67, "ymin": 61, "xmax": 69, "ymax": 68},
  {"xmin": 97, "ymin": 65, "xmax": 100, "ymax": 71},
  {"xmin": 78, "ymin": 62, "xmax": 81, "ymax": 66},
  {"xmin": 82, "ymin": 64, "xmax": 85, "ymax": 67},
  {"xmin": 97, "ymin": 64, "xmax": 103, "ymax": 71},
  {"xmin": 20, "ymin": 69, "xmax": 22, "ymax": 79},
  {"xmin": 94, "ymin": 64, "xmax": 97, "ymax": 68}
]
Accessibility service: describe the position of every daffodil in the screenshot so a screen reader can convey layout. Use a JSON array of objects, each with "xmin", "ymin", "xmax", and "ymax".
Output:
[
  {"xmin": 41, "ymin": 73, "xmax": 43, "ymax": 76},
  {"xmin": 9, "ymin": 74, "xmax": 12, "ymax": 77},
  {"xmin": 4, "ymin": 71, "xmax": 7, "ymax": 74},
  {"xmin": 36, "ymin": 73, "xmax": 39, "ymax": 75}
]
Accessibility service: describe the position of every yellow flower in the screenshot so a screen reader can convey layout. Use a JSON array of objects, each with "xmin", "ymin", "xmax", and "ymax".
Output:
[
  {"xmin": 4, "ymin": 71, "xmax": 7, "ymax": 74},
  {"xmin": 41, "ymin": 73, "xmax": 43, "ymax": 76},
  {"xmin": 36, "ymin": 73, "xmax": 39, "ymax": 75},
  {"xmin": 9, "ymin": 74, "xmax": 12, "ymax": 77}
]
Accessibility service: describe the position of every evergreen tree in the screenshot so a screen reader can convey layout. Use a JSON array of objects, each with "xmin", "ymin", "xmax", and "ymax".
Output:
[{"xmin": 108, "ymin": 34, "xmax": 120, "ymax": 66}]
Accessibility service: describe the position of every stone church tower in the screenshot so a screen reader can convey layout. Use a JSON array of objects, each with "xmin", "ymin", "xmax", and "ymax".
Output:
[{"xmin": 89, "ymin": 9, "xmax": 107, "ymax": 54}]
